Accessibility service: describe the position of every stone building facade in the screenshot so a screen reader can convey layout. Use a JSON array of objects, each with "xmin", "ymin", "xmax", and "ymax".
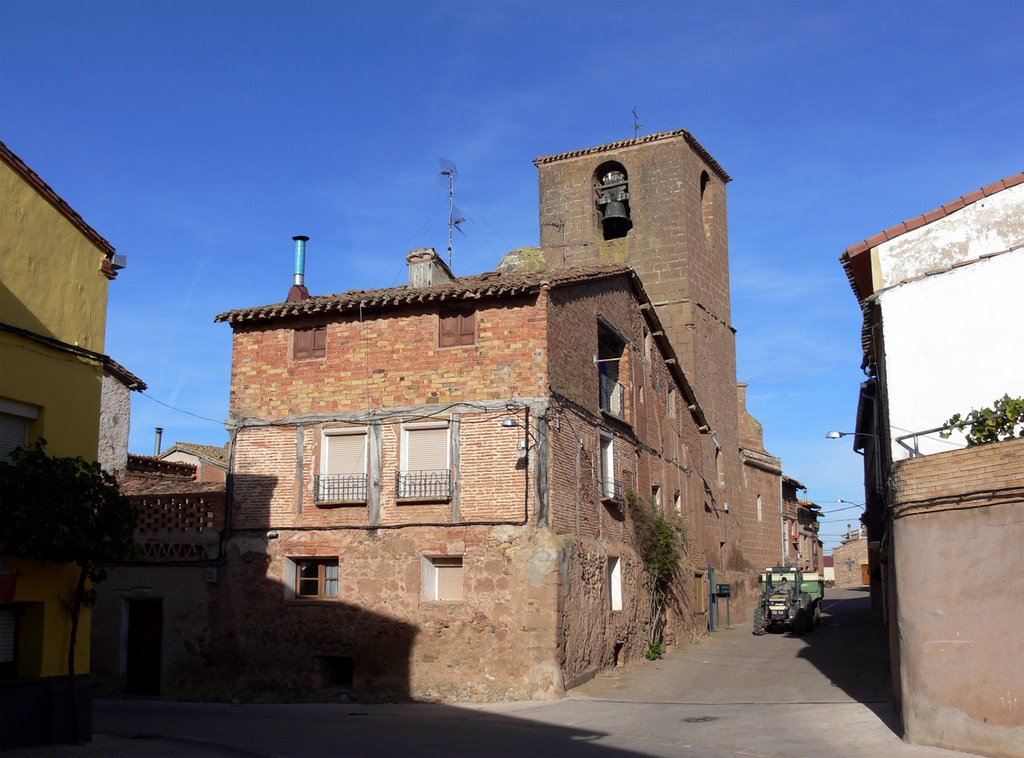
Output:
[
  {"xmin": 832, "ymin": 532, "xmax": 869, "ymax": 589},
  {"xmin": 534, "ymin": 130, "xmax": 784, "ymax": 614},
  {"xmin": 212, "ymin": 258, "xmax": 718, "ymax": 701}
]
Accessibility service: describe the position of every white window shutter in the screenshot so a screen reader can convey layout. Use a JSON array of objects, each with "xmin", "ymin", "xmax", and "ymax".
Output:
[
  {"xmin": 326, "ymin": 433, "xmax": 366, "ymax": 475},
  {"xmin": 0, "ymin": 414, "xmax": 28, "ymax": 464},
  {"xmin": 435, "ymin": 559, "xmax": 463, "ymax": 601},
  {"xmin": 406, "ymin": 427, "xmax": 448, "ymax": 472}
]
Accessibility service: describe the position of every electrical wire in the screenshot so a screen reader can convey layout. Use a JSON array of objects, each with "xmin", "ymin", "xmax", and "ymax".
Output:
[{"xmin": 139, "ymin": 391, "xmax": 229, "ymax": 427}]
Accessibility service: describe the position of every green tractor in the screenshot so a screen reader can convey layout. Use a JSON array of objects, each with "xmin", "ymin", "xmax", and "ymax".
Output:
[{"xmin": 752, "ymin": 567, "xmax": 824, "ymax": 636}]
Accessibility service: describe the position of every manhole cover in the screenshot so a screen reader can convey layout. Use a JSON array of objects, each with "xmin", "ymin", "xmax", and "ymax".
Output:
[{"xmin": 682, "ymin": 716, "xmax": 719, "ymax": 723}]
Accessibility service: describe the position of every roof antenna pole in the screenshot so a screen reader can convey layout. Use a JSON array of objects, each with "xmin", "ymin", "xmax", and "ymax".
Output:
[
  {"xmin": 632, "ymin": 106, "xmax": 644, "ymax": 138},
  {"xmin": 438, "ymin": 159, "xmax": 465, "ymax": 269}
]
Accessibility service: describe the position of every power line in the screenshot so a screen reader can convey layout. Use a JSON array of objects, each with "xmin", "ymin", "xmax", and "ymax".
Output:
[{"xmin": 139, "ymin": 391, "xmax": 227, "ymax": 426}]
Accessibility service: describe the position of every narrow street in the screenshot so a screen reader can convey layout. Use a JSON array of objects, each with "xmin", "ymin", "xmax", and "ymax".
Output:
[{"xmin": 9, "ymin": 589, "xmax": 976, "ymax": 757}]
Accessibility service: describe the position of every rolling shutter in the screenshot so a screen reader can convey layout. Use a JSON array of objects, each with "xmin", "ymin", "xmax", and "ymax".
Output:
[
  {"xmin": 0, "ymin": 414, "xmax": 28, "ymax": 464},
  {"xmin": 405, "ymin": 426, "xmax": 449, "ymax": 472},
  {"xmin": 435, "ymin": 558, "xmax": 463, "ymax": 601},
  {"xmin": 325, "ymin": 432, "xmax": 366, "ymax": 475}
]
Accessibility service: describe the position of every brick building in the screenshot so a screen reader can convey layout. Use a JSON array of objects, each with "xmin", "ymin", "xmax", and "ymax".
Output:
[
  {"xmin": 781, "ymin": 476, "xmax": 822, "ymax": 572},
  {"xmin": 91, "ymin": 454, "xmax": 226, "ymax": 699},
  {"xmin": 534, "ymin": 130, "xmax": 785, "ymax": 610},
  {"xmin": 176, "ymin": 129, "xmax": 795, "ymax": 703},
  {"xmin": 211, "ymin": 252, "xmax": 722, "ymax": 701}
]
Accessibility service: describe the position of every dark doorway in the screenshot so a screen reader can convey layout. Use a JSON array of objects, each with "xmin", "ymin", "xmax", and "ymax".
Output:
[{"xmin": 126, "ymin": 598, "xmax": 162, "ymax": 696}]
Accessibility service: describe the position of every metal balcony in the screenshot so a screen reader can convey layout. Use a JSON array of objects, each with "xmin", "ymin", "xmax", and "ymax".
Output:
[
  {"xmin": 314, "ymin": 474, "xmax": 368, "ymax": 504},
  {"xmin": 396, "ymin": 470, "xmax": 451, "ymax": 500},
  {"xmin": 600, "ymin": 374, "xmax": 625, "ymax": 417}
]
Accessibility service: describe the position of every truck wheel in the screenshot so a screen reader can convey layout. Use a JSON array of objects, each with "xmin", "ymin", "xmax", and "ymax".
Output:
[{"xmin": 813, "ymin": 604, "xmax": 821, "ymax": 627}]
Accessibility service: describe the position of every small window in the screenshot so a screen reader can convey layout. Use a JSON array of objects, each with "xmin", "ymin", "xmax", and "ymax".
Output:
[
  {"xmin": 668, "ymin": 387, "xmax": 676, "ymax": 418},
  {"xmin": 439, "ymin": 311, "xmax": 475, "ymax": 347},
  {"xmin": 599, "ymin": 434, "xmax": 618, "ymax": 501},
  {"xmin": 673, "ymin": 490, "xmax": 682, "ymax": 514},
  {"xmin": 642, "ymin": 326, "xmax": 651, "ymax": 361},
  {"xmin": 290, "ymin": 559, "xmax": 339, "ymax": 600},
  {"xmin": 651, "ymin": 485, "xmax": 662, "ymax": 509},
  {"xmin": 757, "ymin": 494, "xmax": 763, "ymax": 522},
  {"xmin": 294, "ymin": 326, "xmax": 327, "ymax": 360},
  {"xmin": 598, "ymin": 321, "xmax": 626, "ymax": 417},
  {"xmin": 608, "ymin": 556, "xmax": 622, "ymax": 611},
  {"xmin": 423, "ymin": 556, "xmax": 463, "ymax": 602}
]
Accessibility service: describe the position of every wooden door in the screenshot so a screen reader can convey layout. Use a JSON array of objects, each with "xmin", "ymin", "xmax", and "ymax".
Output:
[{"xmin": 126, "ymin": 598, "xmax": 162, "ymax": 696}]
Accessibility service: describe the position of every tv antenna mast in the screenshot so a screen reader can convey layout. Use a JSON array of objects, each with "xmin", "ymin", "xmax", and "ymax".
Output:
[
  {"xmin": 438, "ymin": 159, "xmax": 466, "ymax": 268},
  {"xmin": 632, "ymin": 106, "xmax": 644, "ymax": 138}
]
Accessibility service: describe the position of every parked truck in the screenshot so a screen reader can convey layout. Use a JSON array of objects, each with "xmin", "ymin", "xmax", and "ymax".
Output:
[{"xmin": 752, "ymin": 567, "xmax": 825, "ymax": 636}]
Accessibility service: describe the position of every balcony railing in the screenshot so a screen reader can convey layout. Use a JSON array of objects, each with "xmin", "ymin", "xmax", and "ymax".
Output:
[
  {"xmin": 600, "ymin": 374, "xmax": 625, "ymax": 417},
  {"xmin": 315, "ymin": 474, "xmax": 368, "ymax": 504},
  {"xmin": 397, "ymin": 470, "xmax": 451, "ymax": 500},
  {"xmin": 601, "ymin": 478, "xmax": 625, "ymax": 503}
]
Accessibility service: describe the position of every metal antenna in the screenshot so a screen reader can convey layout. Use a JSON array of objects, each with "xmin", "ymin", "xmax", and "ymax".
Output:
[
  {"xmin": 632, "ymin": 106, "xmax": 644, "ymax": 138},
  {"xmin": 438, "ymin": 158, "xmax": 464, "ymax": 268}
]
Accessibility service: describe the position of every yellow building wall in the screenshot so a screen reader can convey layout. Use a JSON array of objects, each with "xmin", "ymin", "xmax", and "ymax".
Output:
[
  {"xmin": 0, "ymin": 332, "xmax": 102, "ymax": 459},
  {"xmin": 6, "ymin": 559, "xmax": 92, "ymax": 677},
  {"xmin": 0, "ymin": 159, "xmax": 110, "ymax": 353},
  {"xmin": 1, "ymin": 150, "xmax": 114, "ymax": 685}
]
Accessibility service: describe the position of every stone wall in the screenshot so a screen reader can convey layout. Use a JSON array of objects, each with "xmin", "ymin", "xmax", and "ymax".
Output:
[
  {"xmin": 832, "ymin": 538, "xmax": 869, "ymax": 588},
  {"xmin": 890, "ymin": 437, "xmax": 1024, "ymax": 757}
]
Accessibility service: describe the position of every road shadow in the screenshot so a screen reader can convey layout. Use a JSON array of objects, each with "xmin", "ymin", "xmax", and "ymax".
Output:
[
  {"xmin": 794, "ymin": 589, "xmax": 897, "ymax": 734},
  {"xmin": 63, "ymin": 699, "xmax": 639, "ymax": 757}
]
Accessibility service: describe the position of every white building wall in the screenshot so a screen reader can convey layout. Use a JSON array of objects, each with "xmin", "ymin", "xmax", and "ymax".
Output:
[
  {"xmin": 878, "ymin": 250, "xmax": 1024, "ymax": 460},
  {"xmin": 876, "ymin": 184, "xmax": 1023, "ymax": 288}
]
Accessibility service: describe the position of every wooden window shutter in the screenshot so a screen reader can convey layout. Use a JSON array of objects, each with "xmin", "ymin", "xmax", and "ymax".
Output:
[
  {"xmin": 457, "ymin": 311, "xmax": 475, "ymax": 345},
  {"xmin": 311, "ymin": 326, "xmax": 326, "ymax": 358},
  {"xmin": 294, "ymin": 329, "xmax": 311, "ymax": 359},
  {"xmin": 439, "ymin": 314, "xmax": 458, "ymax": 347},
  {"xmin": 435, "ymin": 558, "xmax": 463, "ymax": 601},
  {"xmin": 405, "ymin": 426, "xmax": 449, "ymax": 472},
  {"xmin": 325, "ymin": 433, "xmax": 366, "ymax": 475}
]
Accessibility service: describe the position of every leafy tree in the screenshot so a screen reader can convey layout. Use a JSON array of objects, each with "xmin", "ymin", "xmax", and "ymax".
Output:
[
  {"xmin": 626, "ymin": 491, "xmax": 688, "ymax": 657},
  {"xmin": 0, "ymin": 441, "xmax": 136, "ymax": 742},
  {"xmin": 941, "ymin": 394, "xmax": 1024, "ymax": 446}
]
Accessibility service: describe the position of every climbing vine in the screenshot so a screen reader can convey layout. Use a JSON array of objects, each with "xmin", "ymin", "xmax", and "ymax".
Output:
[
  {"xmin": 626, "ymin": 490, "xmax": 688, "ymax": 657},
  {"xmin": 940, "ymin": 394, "xmax": 1024, "ymax": 446}
]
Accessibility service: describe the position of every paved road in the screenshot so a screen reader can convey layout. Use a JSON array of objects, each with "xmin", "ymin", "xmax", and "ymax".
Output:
[{"xmin": 8, "ymin": 589, "xmax": 977, "ymax": 757}]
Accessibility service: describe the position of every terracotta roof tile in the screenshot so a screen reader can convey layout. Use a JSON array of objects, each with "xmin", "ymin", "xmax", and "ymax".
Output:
[
  {"xmin": 0, "ymin": 139, "xmax": 116, "ymax": 257},
  {"xmin": 164, "ymin": 442, "xmax": 229, "ymax": 465},
  {"xmin": 843, "ymin": 172, "xmax": 1024, "ymax": 267},
  {"xmin": 533, "ymin": 128, "xmax": 731, "ymax": 183},
  {"xmin": 215, "ymin": 264, "xmax": 633, "ymax": 325}
]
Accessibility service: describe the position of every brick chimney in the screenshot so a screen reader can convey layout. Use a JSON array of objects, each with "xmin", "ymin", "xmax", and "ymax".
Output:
[{"xmin": 407, "ymin": 247, "xmax": 455, "ymax": 287}]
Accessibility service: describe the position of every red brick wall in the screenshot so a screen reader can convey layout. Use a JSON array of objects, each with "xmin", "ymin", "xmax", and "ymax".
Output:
[{"xmin": 229, "ymin": 299, "xmax": 547, "ymax": 420}]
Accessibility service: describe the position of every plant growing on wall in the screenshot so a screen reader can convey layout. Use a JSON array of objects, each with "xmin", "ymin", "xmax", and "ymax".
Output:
[
  {"xmin": 940, "ymin": 394, "xmax": 1024, "ymax": 446},
  {"xmin": 626, "ymin": 490, "xmax": 688, "ymax": 658},
  {"xmin": 0, "ymin": 441, "xmax": 136, "ymax": 742}
]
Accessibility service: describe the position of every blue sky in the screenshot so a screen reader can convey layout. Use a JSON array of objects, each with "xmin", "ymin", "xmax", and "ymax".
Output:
[{"xmin": 4, "ymin": 0, "xmax": 1022, "ymax": 551}]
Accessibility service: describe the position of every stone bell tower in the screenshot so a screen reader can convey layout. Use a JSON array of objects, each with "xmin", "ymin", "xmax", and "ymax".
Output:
[{"xmin": 534, "ymin": 128, "xmax": 743, "ymax": 530}]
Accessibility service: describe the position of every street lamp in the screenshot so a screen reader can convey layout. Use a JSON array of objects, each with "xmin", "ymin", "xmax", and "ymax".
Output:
[{"xmin": 835, "ymin": 498, "xmax": 864, "ymax": 506}]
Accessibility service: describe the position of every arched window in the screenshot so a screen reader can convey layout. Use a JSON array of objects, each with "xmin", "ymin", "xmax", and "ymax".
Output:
[
  {"xmin": 699, "ymin": 170, "xmax": 712, "ymax": 237},
  {"xmin": 594, "ymin": 161, "xmax": 632, "ymax": 240}
]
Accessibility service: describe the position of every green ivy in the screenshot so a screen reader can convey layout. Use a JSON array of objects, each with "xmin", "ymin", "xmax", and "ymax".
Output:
[
  {"xmin": 626, "ymin": 490, "xmax": 688, "ymax": 649},
  {"xmin": 940, "ymin": 394, "xmax": 1024, "ymax": 446}
]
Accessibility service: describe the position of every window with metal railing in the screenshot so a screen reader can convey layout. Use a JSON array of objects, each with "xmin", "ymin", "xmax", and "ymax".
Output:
[
  {"xmin": 397, "ymin": 470, "xmax": 451, "ymax": 500},
  {"xmin": 598, "ymin": 321, "xmax": 626, "ymax": 418},
  {"xmin": 599, "ymin": 373, "xmax": 625, "ymax": 417},
  {"xmin": 315, "ymin": 474, "xmax": 368, "ymax": 504},
  {"xmin": 399, "ymin": 421, "xmax": 451, "ymax": 501},
  {"xmin": 318, "ymin": 428, "xmax": 368, "ymax": 505}
]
